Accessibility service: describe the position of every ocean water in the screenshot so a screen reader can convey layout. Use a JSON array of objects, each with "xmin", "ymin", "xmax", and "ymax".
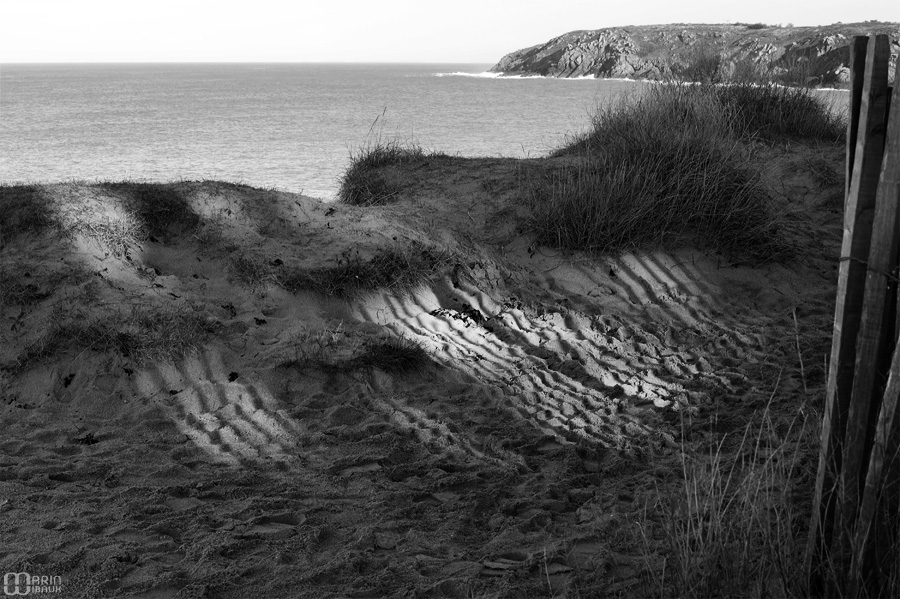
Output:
[{"xmin": 0, "ymin": 63, "xmax": 644, "ymax": 199}]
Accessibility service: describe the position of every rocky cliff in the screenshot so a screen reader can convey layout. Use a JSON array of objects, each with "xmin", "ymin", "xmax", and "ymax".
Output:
[{"xmin": 490, "ymin": 22, "xmax": 900, "ymax": 84}]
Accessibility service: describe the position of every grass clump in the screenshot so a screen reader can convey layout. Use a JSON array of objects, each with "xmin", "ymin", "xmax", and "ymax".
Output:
[
  {"xmin": 0, "ymin": 184, "xmax": 58, "ymax": 242},
  {"xmin": 716, "ymin": 83, "xmax": 845, "ymax": 142},
  {"xmin": 349, "ymin": 333, "xmax": 431, "ymax": 374},
  {"xmin": 338, "ymin": 140, "xmax": 435, "ymax": 206},
  {"xmin": 284, "ymin": 244, "xmax": 450, "ymax": 297},
  {"xmin": 524, "ymin": 79, "xmax": 843, "ymax": 257},
  {"xmin": 281, "ymin": 326, "xmax": 431, "ymax": 375},
  {"xmin": 528, "ymin": 84, "xmax": 781, "ymax": 258},
  {"xmin": 642, "ymin": 407, "xmax": 814, "ymax": 598},
  {"xmin": 68, "ymin": 212, "xmax": 146, "ymax": 258},
  {"xmin": 10, "ymin": 303, "xmax": 213, "ymax": 373},
  {"xmin": 229, "ymin": 252, "xmax": 275, "ymax": 290}
]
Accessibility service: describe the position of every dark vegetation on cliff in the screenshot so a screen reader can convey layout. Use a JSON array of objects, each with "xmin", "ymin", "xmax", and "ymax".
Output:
[{"xmin": 490, "ymin": 21, "xmax": 899, "ymax": 85}]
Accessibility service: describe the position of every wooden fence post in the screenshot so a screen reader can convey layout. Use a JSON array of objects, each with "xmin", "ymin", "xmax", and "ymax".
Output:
[
  {"xmin": 846, "ymin": 36, "xmax": 870, "ymax": 204},
  {"xmin": 843, "ymin": 54, "xmax": 900, "ymax": 595},
  {"xmin": 808, "ymin": 34, "xmax": 892, "ymax": 595},
  {"xmin": 852, "ymin": 335, "xmax": 900, "ymax": 593},
  {"xmin": 839, "ymin": 34, "xmax": 895, "ymax": 569}
]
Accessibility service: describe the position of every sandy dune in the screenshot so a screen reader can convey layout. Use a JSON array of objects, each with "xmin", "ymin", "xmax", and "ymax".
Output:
[{"xmin": 1, "ymin": 142, "xmax": 842, "ymax": 597}]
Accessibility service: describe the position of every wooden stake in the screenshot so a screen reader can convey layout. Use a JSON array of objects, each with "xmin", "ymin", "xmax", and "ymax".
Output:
[
  {"xmin": 808, "ymin": 33, "xmax": 891, "ymax": 594},
  {"xmin": 845, "ymin": 53, "xmax": 900, "ymax": 595},
  {"xmin": 846, "ymin": 37, "xmax": 870, "ymax": 205},
  {"xmin": 852, "ymin": 335, "xmax": 900, "ymax": 595}
]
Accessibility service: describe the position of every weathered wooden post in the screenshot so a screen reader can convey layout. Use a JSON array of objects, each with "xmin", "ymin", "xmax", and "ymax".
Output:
[
  {"xmin": 807, "ymin": 33, "xmax": 900, "ymax": 597},
  {"xmin": 845, "ymin": 36, "xmax": 870, "ymax": 205},
  {"xmin": 842, "ymin": 52, "xmax": 900, "ymax": 595}
]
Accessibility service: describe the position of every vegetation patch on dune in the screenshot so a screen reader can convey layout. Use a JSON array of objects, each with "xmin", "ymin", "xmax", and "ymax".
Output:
[
  {"xmin": 522, "ymin": 84, "xmax": 783, "ymax": 258},
  {"xmin": 0, "ymin": 260, "xmax": 95, "ymax": 307},
  {"xmin": 646, "ymin": 407, "xmax": 816, "ymax": 597},
  {"xmin": 1, "ymin": 181, "xmax": 205, "ymax": 259},
  {"xmin": 63, "ymin": 206, "xmax": 147, "ymax": 258},
  {"xmin": 348, "ymin": 333, "xmax": 432, "ymax": 374},
  {"xmin": 0, "ymin": 184, "xmax": 59, "ymax": 240},
  {"xmin": 671, "ymin": 47, "xmax": 847, "ymax": 140},
  {"xmin": 519, "ymin": 79, "xmax": 844, "ymax": 258},
  {"xmin": 8, "ymin": 303, "xmax": 214, "ymax": 373},
  {"xmin": 716, "ymin": 83, "xmax": 845, "ymax": 141},
  {"xmin": 339, "ymin": 139, "xmax": 448, "ymax": 206},
  {"xmin": 282, "ymin": 327, "xmax": 433, "ymax": 375},
  {"xmin": 232, "ymin": 242, "xmax": 454, "ymax": 298}
]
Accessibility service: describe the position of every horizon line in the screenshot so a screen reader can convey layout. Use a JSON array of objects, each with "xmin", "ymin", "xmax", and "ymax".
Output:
[{"xmin": 0, "ymin": 60, "xmax": 498, "ymax": 66}]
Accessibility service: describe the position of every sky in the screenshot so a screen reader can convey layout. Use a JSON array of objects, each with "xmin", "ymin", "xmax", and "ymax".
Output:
[{"xmin": 0, "ymin": 0, "xmax": 897, "ymax": 64}]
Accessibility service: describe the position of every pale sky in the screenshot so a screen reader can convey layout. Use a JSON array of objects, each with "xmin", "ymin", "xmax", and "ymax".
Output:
[{"xmin": 0, "ymin": 0, "xmax": 896, "ymax": 63}]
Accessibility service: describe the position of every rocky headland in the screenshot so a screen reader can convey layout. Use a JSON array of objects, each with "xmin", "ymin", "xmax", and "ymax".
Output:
[{"xmin": 490, "ymin": 21, "xmax": 899, "ymax": 84}]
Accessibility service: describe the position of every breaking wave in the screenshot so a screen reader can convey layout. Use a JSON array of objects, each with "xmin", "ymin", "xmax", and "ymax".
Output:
[
  {"xmin": 433, "ymin": 71, "xmax": 504, "ymax": 78},
  {"xmin": 433, "ymin": 71, "xmax": 602, "ymax": 80}
]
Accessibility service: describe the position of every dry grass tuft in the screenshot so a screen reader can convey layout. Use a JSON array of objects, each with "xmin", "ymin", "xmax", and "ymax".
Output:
[
  {"xmin": 67, "ymin": 210, "xmax": 146, "ymax": 258},
  {"xmin": 524, "ymin": 84, "xmax": 784, "ymax": 259},
  {"xmin": 665, "ymin": 44, "xmax": 846, "ymax": 141},
  {"xmin": 523, "ymin": 80, "xmax": 843, "ymax": 259},
  {"xmin": 641, "ymin": 403, "xmax": 816, "ymax": 598},
  {"xmin": 349, "ymin": 333, "xmax": 431, "ymax": 374},
  {"xmin": 338, "ymin": 112, "xmax": 448, "ymax": 206},
  {"xmin": 280, "ymin": 327, "xmax": 431, "ymax": 375},
  {"xmin": 338, "ymin": 140, "xmax": 440, "ymax": 206},
  {"xmin": 716, "ymin": 84, "xmax": 845, "ymax": 142}
]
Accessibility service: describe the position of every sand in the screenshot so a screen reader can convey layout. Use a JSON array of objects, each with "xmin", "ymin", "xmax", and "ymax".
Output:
[{"xmin": 0, "ymin": 141, "xmax": 843, "ymax": 598}]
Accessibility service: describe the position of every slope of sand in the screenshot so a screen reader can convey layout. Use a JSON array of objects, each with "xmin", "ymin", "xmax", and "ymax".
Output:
[{"xmin": 0, "ymin": 141, "xmax": 842, "ymax": 598}]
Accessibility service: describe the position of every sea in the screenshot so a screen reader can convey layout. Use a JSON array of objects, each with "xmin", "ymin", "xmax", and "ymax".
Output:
[{"xmin": 0, "ymin": 63, "xmax": 647, "ymax": 200}]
